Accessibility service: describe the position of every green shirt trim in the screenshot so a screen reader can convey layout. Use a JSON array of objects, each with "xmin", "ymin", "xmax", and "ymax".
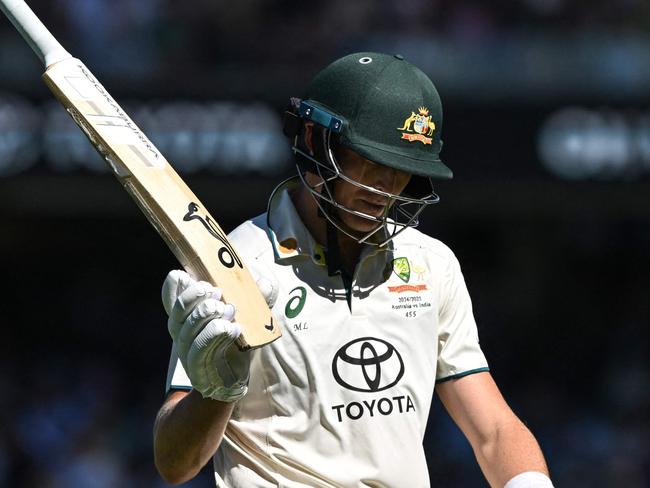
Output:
[{"xmin": 436, "ymin": 367, "xmax": 490, "ymax": 384}]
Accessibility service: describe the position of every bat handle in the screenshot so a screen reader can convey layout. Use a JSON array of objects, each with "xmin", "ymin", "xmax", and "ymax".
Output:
[{"xmin": 0, "ymin": 0, "xmax": 71, "ymax": 67}]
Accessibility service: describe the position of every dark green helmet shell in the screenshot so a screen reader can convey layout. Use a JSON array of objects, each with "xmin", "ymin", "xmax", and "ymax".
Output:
[{"xmin": 304, "ymin": 52, "xmax": 452, "ymax": 179}]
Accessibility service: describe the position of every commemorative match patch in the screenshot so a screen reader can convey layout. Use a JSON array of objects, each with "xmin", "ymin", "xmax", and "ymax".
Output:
[
  {"xmin": 386, "ymin": 257, "xmax": 433, "ymax": 319},
  {"xmin": 397, "ymin": 107, "xmax": 435, "ymax": 145}
]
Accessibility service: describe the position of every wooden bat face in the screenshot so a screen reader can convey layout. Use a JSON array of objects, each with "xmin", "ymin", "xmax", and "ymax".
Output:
[
  {"xmin": 42, "ymin": 58, "xmax": 280, "ymax": 349},
  {"xmin": 0, "ymin": 0, "xmax": 281, "ymax": 349}
]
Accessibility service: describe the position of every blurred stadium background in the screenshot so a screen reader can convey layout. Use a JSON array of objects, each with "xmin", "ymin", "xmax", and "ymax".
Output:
[{"xmin": 0, "ymin": 0, "xmax": 648, "ymax": 486}]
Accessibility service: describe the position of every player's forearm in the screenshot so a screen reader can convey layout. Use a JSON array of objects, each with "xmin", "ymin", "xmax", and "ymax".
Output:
[
  {"xmin": 153, "ymin": 390, "xmax": 235, "ymax": 485},
  {"xmin": 474, "ymin": 418, "xmax": 549, "ymax": 488}
]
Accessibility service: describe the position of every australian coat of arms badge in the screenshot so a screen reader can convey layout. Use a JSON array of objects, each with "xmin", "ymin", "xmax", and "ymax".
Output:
[{"xmin": 397, "ymin": 107, "xmax": 435, "ymax": 145}]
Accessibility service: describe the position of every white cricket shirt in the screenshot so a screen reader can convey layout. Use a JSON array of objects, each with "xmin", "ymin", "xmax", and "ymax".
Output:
[{"xmin": 166, "ymin": 177, "xmax": 489, "ymax": 487}]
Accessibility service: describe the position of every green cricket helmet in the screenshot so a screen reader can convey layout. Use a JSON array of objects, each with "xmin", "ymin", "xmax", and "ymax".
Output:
[{"xmin": 284, "ymin": 52, "xmax": 449, "ymax": 246}]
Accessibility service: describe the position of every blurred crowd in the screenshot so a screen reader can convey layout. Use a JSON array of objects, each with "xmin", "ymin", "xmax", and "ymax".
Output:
[
  {"xmin": 55, "ymin": 0, "xmax": 650, "ymax": 78},
  {"xmin": 2, "ymin": 0, "xmax": 650, "ymax": 101}
]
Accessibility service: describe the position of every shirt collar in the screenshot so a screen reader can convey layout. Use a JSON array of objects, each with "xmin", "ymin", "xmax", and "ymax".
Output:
[
  {"xmin": 266, "ymin": 176, "xmax": 393, "ymax": 268},
  {"xmin": 267, "ymin": 177, "xmax": 327, "ymax": 266}
]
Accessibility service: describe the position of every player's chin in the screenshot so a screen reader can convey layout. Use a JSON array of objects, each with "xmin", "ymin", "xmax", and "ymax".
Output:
[{"xmin": 340, "ymin": 213, "xmax": 383, "ymax": 235}]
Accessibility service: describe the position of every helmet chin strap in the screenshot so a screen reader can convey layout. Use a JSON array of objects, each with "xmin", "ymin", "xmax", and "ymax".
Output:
[
  {"xmin": 323, "ymin": 207, "xmax": 355, "ymax": 310},
  {"xmin": 314, "ymin": 169, "xmax": 358, "ymax": 276},
  {"xmin": 325, "ymin": 213, "xmax": 343, "ymax": 276}
]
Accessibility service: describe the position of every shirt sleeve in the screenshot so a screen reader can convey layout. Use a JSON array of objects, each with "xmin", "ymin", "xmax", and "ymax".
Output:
[
  {"xmin": 435, "ymin": 250, "xmax": 489, "ymax": 383},
  {"xmin": 165, "ymin": 342, "xmax": 193, "ymax": 393}
]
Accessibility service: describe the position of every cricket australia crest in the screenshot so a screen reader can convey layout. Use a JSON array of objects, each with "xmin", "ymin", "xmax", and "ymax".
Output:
[
  {"xmin": 392, "ymin": 257, "xmax": 411, "ymax": 283},
  {"xmin": 397, "ymin": 107, "xmax": 435, "ymax": 145}
]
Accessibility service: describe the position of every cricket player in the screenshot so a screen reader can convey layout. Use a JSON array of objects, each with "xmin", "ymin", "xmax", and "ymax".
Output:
[{"xmin": 153, "ymin": 53, "xmax": 554, "ymax": 488}]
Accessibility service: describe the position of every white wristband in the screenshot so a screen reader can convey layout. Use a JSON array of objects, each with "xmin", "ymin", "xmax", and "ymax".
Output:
[{"xmin": 504, "ymin": 471, "xmax": 554, "ymax": 488}]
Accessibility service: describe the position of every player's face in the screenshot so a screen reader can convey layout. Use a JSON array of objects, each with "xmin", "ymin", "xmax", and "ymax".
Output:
[{"xmin": 333, "ymin": 145, "xmax": 411, "ymax": 234}]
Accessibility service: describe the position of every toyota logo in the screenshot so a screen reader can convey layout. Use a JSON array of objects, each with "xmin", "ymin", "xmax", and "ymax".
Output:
[{"xmin": 332, "ymin": 337, "xmax": 405, "ymax": 392}]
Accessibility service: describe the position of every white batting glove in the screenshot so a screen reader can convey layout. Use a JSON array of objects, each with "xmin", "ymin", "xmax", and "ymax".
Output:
[
  {"xmin": 162, "ymin": 270, "xmax": 250, "ymax": 402},
  {"xmin": 249, "ymin": 265, "xmax": 279, "ymax": 309}
]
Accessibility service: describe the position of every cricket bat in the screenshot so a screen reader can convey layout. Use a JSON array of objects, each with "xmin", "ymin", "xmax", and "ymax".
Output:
[{"xmin": 0, "ymin": 0, "xmax": 280, "ymax": 349}]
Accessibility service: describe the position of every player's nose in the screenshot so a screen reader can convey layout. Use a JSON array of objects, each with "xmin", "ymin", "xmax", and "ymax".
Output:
[{"xmin": 367, "ymin": 164, "xmax": 405, "ymax": 195}]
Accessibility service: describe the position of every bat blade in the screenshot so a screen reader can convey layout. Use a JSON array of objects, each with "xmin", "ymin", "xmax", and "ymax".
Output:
[
  {"xmin": 44, "ymin": 58, "xmax": 280, "ymax": 350},
  {"xmin": 0, "ymin": 1, "xmax": 280, "ymax": 349}
]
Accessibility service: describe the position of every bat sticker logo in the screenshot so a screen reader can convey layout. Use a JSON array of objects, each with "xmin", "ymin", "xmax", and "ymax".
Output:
[
  {"xmin": 183, "ymin": 202, "xmax": 243, "ymax": 269},
  {"xmin": 77, "ymin": 65, "xmax": 160, "ymax": 162}
]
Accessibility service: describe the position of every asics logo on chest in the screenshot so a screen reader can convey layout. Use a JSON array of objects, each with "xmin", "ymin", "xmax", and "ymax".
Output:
[{"xmin": 285, "ymin": 286, "xmax": 307, "ymax": 318}]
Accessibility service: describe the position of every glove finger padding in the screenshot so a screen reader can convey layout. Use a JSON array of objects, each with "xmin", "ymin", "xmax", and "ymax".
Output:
[
  {"xmin": 186, "ymin": 319, "xmax": 250, "ymax": 402},
  {"xmin": 170, "ymin": 280, "xmax": 223, "ymax": 324},
  {"xmin": 255, "ymin": 277, "xmax": 279, "ymax": 309},
  {"xmin": 176, "ymin": 298, "xmax": 229, "ymax": 353},
  {"xmin": 161, "ymin": 269, "xmax": 194, "ymax": 316},
  {"xmin": 249, "ymin": 264, "xmax": 279, "ymax": 308}
]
